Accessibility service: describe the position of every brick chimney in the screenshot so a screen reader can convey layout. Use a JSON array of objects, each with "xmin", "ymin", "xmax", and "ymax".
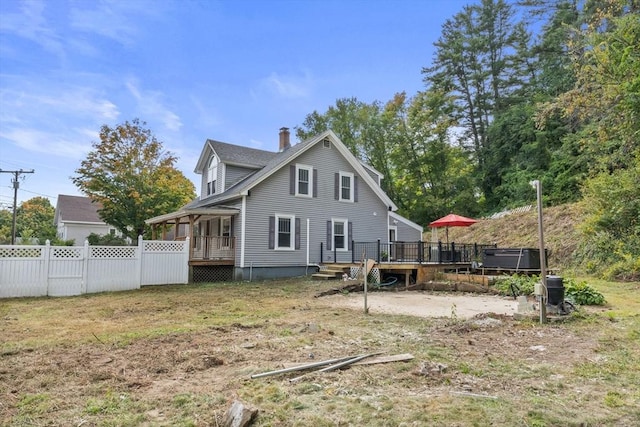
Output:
[{"xmin": 279, "ymin": 127, "xmax": 291, "ymax": 152}]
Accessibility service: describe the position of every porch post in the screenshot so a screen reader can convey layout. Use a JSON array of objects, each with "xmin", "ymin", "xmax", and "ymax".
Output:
[{"xmin": 188, "ymin": 215, "xmax": 195, "ymax": 261}]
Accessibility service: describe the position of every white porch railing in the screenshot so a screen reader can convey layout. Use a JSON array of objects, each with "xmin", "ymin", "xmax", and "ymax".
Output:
[
  {"xmin": 0, "ymin": 237, "xmax": 190, "ymax": 298},
  {"xmin": 192, "ymin": 236, "xmax": 235, "ymax": 261}
]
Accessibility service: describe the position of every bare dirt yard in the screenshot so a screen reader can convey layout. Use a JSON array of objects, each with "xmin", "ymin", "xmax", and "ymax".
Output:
[
  {"xmin": 1, "ymin": 279, "xmax": 639, "ymax": 426},
  {"xmin": 323, "ymin": 291, "xmax": 518, "ymax": 318}
]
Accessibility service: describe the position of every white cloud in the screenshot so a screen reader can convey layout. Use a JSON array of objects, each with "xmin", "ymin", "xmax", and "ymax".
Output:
[
  {"xmin": 0, "ymin": 128, "xmax": 91, "ymax": 160},
  {"xmin": 0, "ymin": 0, "xmax": 65, "ymax": 59},
  {"xmin": 0, "ymin": 83, "xmax": 119, "ymax": 121},
  {"xmin": 260, "ymin": 71, "xmax": 314, "ymax": 99},
  {"xmin": 0, "ymin": 76, "xmax": 120, "ymax": 162},
  {"xmin": 190, "ymin": 95, "xmax": 221, "ymax": 129},
  {"xmin": 69, "ymin": 0, "xmax": 166, "ymax": 47},
  {"xmin": 125, "ymin": 78, "xmax": 183, "ymax": 131}
]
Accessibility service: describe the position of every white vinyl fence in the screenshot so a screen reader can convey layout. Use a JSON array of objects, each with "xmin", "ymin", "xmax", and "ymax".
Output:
[{"xmin": 0, "ymin": 237, "xmax": 189, "ymax": 298}]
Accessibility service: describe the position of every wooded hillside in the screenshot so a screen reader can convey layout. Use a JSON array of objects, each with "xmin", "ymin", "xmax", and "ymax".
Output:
[{"xmin": 296, "ymin": 0, "xmax": 639, "ymax": 279}]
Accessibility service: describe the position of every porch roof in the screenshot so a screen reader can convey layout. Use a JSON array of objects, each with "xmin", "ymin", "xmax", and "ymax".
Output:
[{"xmin": 145, "ymin": 207, "xmax": 240, "ymax": 225}]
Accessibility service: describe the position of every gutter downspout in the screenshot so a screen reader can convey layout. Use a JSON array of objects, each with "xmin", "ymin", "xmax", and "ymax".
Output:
[{"xmin": 306, "ymin": 218, "xmax": 310, "ymax": 266}]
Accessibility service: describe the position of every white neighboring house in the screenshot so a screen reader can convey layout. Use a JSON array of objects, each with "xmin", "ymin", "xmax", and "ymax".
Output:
[{"xmin": 54, "ymin": 195, "xmax": 120, "ymax": 243}]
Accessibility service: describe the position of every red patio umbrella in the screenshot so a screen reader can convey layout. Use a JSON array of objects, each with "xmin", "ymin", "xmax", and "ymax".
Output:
[{"xmin": 429, "ymin": 213, "xmax": 478, "ymax": 243}]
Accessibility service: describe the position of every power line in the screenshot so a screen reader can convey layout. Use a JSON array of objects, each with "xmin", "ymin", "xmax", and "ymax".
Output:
[
  {"xmin": 19, "ymin": 188, "xmax": 56, "ymax": 199},
  {"xmin": 0, "ymin": 169, "xmax": 35, "ymax": 244}
]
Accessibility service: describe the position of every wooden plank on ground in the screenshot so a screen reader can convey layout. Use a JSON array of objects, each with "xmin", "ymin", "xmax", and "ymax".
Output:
[
  {"xmin": 352, "ymin": 353, "xmax": 414, "ymax": 366},
  {"xmin": 282, "ymin": 353, "xmax": 413, "ymax": 369}
]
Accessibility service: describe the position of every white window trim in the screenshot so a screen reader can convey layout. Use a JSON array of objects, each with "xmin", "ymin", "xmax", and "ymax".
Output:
[
  {"xmin": 339, "ymin": 171, "xmax": 354, "ymax": 202},
  {"xmin": 207, "ymin": 155, "xmax": 218, "ymax": 196},
  {"xmin": 275, "ymin": 213, "xmax": 295, "ymax": 251},
  {"xmin": 389, "ymin": 225, "xmax": 397, "ymax": 243},
  {"xmin": 220, "ymin": 216, "xmax": 231, "ymax": 249},
  {"xmin": 295, "ymin": 163, "xmax": 313, "ymax": 198},
  {"xmin": 332, "ymin": 218, "xmax": 348, "ymax": 251}
]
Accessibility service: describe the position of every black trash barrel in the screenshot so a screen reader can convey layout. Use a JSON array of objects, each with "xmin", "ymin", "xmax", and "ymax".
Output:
[{"xmin": 546, "ymin": 275, "xmax": 564, "ymax": 306}]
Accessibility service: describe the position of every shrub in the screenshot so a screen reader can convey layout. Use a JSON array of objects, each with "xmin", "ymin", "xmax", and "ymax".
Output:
[
  {"xmin": 493, "ymin": 274, "xmax": 538, "ymax": 297},
  {"xmin": 564, "ymin": 277, "xmax": 606, "ymax": 305},
  {"xmin": 87, "ymin": 232, "xmax": 129, "ymax": 246}
]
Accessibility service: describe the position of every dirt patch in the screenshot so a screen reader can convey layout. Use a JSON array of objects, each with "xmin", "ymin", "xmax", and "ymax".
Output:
[{"xmin": 321, "ymin": 291, "xmax": 518, "ymax": 318}]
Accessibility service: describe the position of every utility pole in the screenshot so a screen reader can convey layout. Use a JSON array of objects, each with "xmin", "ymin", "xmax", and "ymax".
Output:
[
  {"xmin": 530, "ymin": 179, "xmax": 547, "ymax": 324},
  {"xmin": 0, "ymin": 169, "xmax": 35, "ymax": 244}
]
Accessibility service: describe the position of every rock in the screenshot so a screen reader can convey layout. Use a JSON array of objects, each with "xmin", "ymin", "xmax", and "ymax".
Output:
[
  {"xmin": 414, "ymin": 361, "xmax": 448, "ymax": 376},
  {"xmin": 222, "ymin": 399, "xmax": 258, "ymax": 427}
]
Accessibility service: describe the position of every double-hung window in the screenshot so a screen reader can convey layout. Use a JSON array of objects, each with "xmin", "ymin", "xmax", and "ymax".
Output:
[
  {"xmin": 276, "ymin": 214, "xmax": 295, "ymax": 250},
  {"xmin": 339, "ymin": 171, "xmax": 354, "ymax": 202},
  {"xmin": 333, "ymin": 218, "xmax": 348, "ymax": 251},
  {"xmin": 207, "ymin": 156, "xmax": 218, "ymax": 196},
  {"xmin": 296, "ymin": 164, "xmax": 312, "ymax": 197}
]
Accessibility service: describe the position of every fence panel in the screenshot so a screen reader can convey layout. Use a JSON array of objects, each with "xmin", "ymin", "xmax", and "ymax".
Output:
[
  {"xmin": 141, "ymin": 240, "xmax": 188, "ymax": 285},
  {"xmin": 86, "ymin": 246, "xmax": 140, "ymax": 293},
  {"xmin": 47, "ymin": 246, "xmax": 85, "ymax": 296},
  {"xmin": 0, "ymin": 246, "xmax": 47, "ymax": 297}
]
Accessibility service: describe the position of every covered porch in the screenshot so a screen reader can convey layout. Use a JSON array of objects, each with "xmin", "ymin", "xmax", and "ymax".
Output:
[{"xmin": 145, "ymin": 207, "xmax": 239, "ymax": 266}]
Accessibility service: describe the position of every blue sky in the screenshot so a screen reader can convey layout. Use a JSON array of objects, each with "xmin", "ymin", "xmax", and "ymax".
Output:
[{"xmin": 1, "ymin": 0, "xmax": 470, "ymax": 208}]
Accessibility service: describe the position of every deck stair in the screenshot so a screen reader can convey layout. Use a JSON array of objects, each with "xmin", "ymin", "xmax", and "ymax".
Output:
[{"xmin": 311, "ymin": 266, "xmax": 347, "ymax": 280}]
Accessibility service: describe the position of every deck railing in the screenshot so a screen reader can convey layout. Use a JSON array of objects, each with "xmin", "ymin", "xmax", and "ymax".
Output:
[
  {"xmin": 191, "ymin": 236, "xmax": 235, "ymax": 261},
  {"xmin": 320, "ymin": 240, "xmax": 497, "ymax": 264}
]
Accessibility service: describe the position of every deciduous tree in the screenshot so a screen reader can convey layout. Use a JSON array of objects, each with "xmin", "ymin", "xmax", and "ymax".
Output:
[
  {"xmin": 16, "ymin": 197, "xmax": 57, "ymax": 243},
  {"xmin": 73, "ymin": 119, "xmax": 196, "ymax": 241}
]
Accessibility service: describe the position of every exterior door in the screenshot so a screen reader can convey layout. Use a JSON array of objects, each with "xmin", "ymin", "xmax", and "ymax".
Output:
[
  {"xmin": 220, "ymin": 216, "xmax": 231, "ymax": 249},
  {"xmin": 389, "ymin": 226, "xmax": 397, "ymax": 261}
]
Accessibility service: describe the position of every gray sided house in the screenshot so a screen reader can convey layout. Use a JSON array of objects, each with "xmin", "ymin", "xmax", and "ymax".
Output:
[
  {"xmin": 145, "ymin": 128, "xmax": 422, "ymax": 281},
  {"xmin": 54, "ymin": 195, "xmax": 121, "ymax": 243}
]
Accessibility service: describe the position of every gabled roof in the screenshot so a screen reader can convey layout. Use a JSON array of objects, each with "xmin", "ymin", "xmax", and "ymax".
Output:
[
  {"xmin": 390, "ymin": 211, "xmax": 424, "ymax": 233},
  {"xmin": 189, "ymin": 130, "xmax": 397, "ymax": 211},
  {"xmin": 54, "ymin": 195, "xmax": 104, "ymax": 224},
  {"xmin": 194, "ymin": 139, "xmax": 277, "ymax": 173}
]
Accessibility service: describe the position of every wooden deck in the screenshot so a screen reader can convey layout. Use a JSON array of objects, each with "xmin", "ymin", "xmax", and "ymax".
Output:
[
  {"xmin": 189, "ymin": 258, "xmax": 235, "ymax": 266},
  {"xmin": 319, "ymin": 261, "xmax": 473, "ymax": 287}
]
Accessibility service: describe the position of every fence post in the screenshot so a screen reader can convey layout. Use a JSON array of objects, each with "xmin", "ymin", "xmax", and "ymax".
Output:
[
  {"xmin": 44, "ymin": 240, "xmax": 51, "ymax": 296},
  {"xmin": 437, "ymin": 241, "xmax": 443, "ymax": 263},
  {"xmin": 82, "ymin": 240, "xmax": 89, "ymax": 294},
  {"xmin": 418, "ymin": 241, "xmax": 424, "ymax": 263},
  {"xmin": 377, "ymin": 239, "xmax": 381, "ymax": 263},
  {"xmin": 451, "ymin": 242, "xmax": 456, "ymax": 262},
  {"xmin": 320, "ymin": 242, "xmax": 323, "ymax": 264},
  {"xmin": 183, "ymin": 237, "xmax": 190, "ymax": 284},
  {"xmin": 137, "ymin": 235, "xmax": 143, "ymax": 288}
]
